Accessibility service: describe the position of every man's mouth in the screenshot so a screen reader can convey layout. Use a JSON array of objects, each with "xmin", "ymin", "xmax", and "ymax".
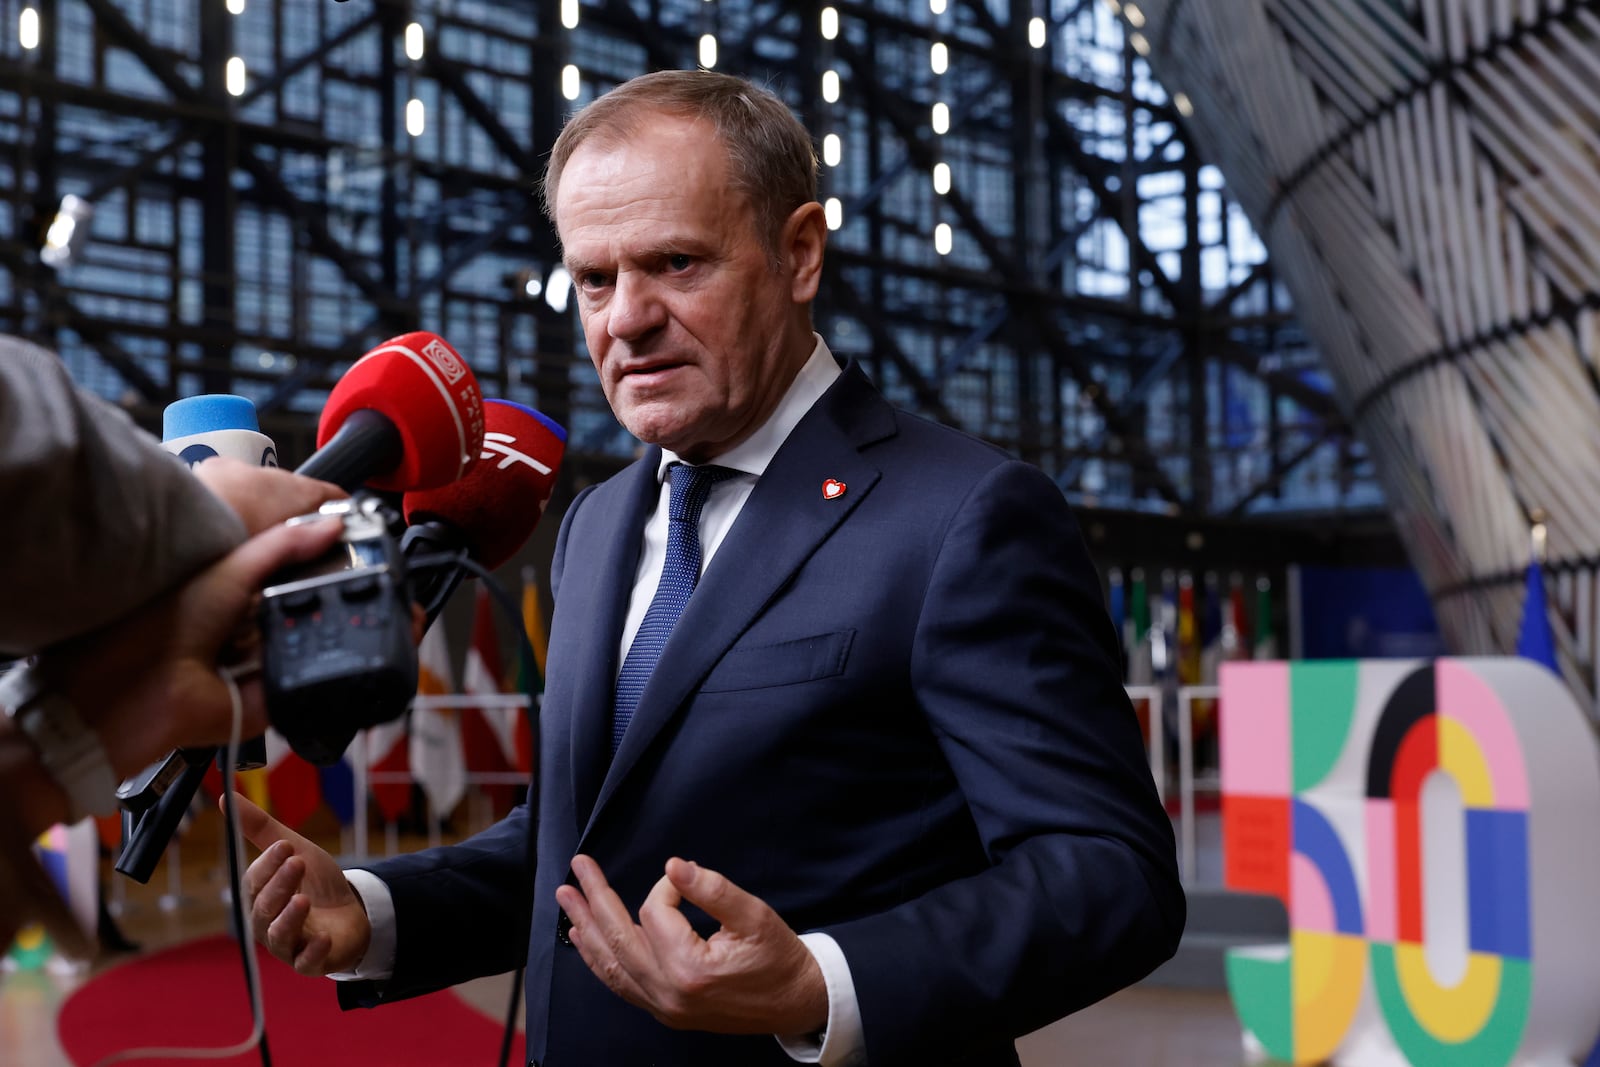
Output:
[{"xmin": 621, "ymin": 361, "xmax": 687, "ymax": 381}]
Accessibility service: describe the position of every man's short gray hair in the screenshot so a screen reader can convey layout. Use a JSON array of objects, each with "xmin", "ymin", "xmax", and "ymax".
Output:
[{"xmin": 542, "ymin": 70, "xmax": 819, "ymax": 260}]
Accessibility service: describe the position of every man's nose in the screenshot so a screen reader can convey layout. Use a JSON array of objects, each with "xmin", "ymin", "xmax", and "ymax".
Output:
[{"xmin": 607, "ymin": 272, "xmax": 666, "ymax": 340}]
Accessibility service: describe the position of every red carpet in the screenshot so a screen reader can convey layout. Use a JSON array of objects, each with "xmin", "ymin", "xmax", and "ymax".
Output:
[{"xmin": 59, "ymin": 935, "xmax": 524, "ymax": 1066}]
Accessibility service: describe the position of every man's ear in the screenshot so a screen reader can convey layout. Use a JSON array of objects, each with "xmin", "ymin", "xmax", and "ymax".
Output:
[{"xmin": 782, "ymin": 201, "xmax": 827, "ymax": 304}]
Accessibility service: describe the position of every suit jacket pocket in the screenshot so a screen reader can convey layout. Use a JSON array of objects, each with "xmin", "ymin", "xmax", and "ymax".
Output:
[{"xmin": 699, "ymin": 629, "xmax": 855, "ymax": 693}]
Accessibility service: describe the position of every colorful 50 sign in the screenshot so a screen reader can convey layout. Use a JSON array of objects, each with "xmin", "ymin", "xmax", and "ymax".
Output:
[{"xmin": 1220, "ymin": 658, "xmax": 1600, "ymax": 1066}]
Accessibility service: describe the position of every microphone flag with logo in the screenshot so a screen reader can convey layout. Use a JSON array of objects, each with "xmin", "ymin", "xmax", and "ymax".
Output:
[
  {"xmin": 402, "ymin": 399, "xmax": 566, "ymax": 569},
  {"xmin": 401, "ymin": 399, "xmax": 566, "ymax": 628}
]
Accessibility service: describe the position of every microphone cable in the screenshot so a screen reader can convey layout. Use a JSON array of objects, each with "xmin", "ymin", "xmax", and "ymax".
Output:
[
  {"xmin": 420, "ymin": 556, "xmax": 541, "ymax": 1067},
  {"xmin": 406, "ymin": 546, "xmax": 473, "ymax": 623},
  {"xmin": 91, "ymin": 663, "xmax": 270, "ymax": 1066}
]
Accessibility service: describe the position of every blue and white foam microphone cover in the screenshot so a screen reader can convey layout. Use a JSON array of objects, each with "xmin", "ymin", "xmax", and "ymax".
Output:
[{"xmin": 161, "ymin": 394, "xmax": 279, "ymax": 468}]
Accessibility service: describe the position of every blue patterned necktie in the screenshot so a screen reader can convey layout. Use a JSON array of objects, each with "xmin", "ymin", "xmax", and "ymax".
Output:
[{"xmin": 612, "ymin": 462, "xmax": 740, "ymax": 755}]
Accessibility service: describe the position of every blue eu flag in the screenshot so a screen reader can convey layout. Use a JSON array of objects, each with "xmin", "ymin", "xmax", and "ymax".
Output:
[{"xmin": 1515, "ymin": 558, "xmax": 1557, "ymax": 672}]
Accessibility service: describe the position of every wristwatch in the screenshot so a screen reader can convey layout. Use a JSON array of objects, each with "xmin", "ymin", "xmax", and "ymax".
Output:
[{"xmin": 0, "ymin": 665, "xmax": 118, "ymax": 821}]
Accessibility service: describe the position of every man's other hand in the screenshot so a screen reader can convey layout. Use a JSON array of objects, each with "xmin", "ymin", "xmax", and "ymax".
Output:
[{"xmin": 555, "ymin": 854, "xmax": 829, "ymax": 1037}]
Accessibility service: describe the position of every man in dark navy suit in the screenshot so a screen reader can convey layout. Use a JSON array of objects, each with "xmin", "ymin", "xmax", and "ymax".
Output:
[{"xmin": 239, "ymin": 69, "xmax": 1183, "ymax": 1066}]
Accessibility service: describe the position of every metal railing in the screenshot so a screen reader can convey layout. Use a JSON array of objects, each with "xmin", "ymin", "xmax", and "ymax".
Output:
[
  {"xmin": 353, "ymin": 692, "xmax": 535, "ymax": 858},
  {"xmin": 1128, "ymin": 683, "xmax": 1221, "ymax": 886}
]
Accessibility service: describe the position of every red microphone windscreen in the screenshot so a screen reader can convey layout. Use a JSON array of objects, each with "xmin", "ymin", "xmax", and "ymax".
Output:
[
  {"xmin": 402, "ymin": 399, "xmax": 567, "ymax": 568},
  {"xmin": 317, "ymin": 332, "xmax": 485, "ymax": 491}
]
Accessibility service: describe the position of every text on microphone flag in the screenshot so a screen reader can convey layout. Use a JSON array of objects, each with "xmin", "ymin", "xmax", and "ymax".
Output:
[{"xmin": 483, "ymin": 431, "xmax": 554, "ymax": 475}]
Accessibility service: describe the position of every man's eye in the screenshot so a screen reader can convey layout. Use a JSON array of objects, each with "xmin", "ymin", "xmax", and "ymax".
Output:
[
  {"xmin": 666, "ymin": 254, "xmax": 693, "ymax": 272},
  {"xmin": 580, "ymin": 272, "xmax": 611, "ymax": 289}
]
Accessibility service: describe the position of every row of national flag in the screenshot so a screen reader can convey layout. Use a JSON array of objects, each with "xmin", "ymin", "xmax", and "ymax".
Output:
[
  {"xmin": 1108, "ymin": 568, "xmax": 1277, "ymax": 689},
  {"xmin": 233, "ymin": 569, "xmax": 549, "ymax": 831},
  {"xmin": 1106, "ymin": 535, "xmax": 1563, "ymax": 693}
]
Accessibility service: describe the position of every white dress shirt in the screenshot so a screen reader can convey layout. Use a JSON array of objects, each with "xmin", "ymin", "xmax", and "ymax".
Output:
[{"xmin": 340, "ymin": 338, "xmax": 865, "ymax": 1066}]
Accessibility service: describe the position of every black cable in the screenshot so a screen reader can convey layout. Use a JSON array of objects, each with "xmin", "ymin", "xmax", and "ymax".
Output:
[
  {"xmin": 498, "ymin": 966, "xmax": 525, "ymax": 1067},
  {"xmin": 443, "ymin": 558, "xmax": 540, "ymax": 1067},
  {"xmin": 407, "ymin": 548, "xmax": 472, "ymax": 620}
]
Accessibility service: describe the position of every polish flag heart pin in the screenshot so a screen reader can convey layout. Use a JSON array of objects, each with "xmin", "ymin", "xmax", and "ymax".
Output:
[{"xmin": 822, "ymin": 478, "xmax": 847, "ymax": 500}]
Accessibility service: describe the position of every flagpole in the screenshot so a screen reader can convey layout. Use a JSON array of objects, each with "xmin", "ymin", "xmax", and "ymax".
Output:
[
  {"xmin": 1518, "ymin": 506, "xmax": 1558, "ymax": 672},
  {"xmin": 353, "ymin": 737, "xmax": 369, "ymax": 862}
]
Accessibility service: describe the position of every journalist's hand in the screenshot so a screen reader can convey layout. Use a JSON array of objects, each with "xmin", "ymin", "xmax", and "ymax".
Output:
[
  {"xmin": 236, "ymin": 793, "xmax": 372, "ymax": 975},
  {"xmin": 193, "ymin": 456, "xmax": 346, "ymax": 534},
  {"xmin": 35, "ymin": 515, "xmax": 344, "ymax": 779}
]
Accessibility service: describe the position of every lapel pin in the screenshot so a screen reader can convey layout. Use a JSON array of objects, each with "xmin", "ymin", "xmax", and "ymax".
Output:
[{"xmin": 822, "ymin": 478, "xmax": 847, "ymax": 500}]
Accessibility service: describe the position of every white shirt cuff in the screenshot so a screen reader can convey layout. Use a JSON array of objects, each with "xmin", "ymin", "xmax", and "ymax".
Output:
[
  {"xmin": 327, "ymin": 868, "xmax": 397, "ymax": 982},
  {"xmin": 775, "ymin": 932, "xmax": 866, "ymax": 1066}
]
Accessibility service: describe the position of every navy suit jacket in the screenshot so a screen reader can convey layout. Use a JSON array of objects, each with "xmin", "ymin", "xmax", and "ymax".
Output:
[{"xmin": 344, "ymin": 361, "xmax": 1184, "ymax": 1066}]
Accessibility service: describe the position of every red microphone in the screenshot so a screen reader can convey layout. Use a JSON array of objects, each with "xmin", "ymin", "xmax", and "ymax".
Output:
[
  {"xmin": 299, "ymin": 332, "xmax": 486, "ymax": 492},
  {"xmin": 402, "ymin": 399, "xmax": 566, "ymax": 569},
  {"xmin": 401, "ymin": 400, "xmax": 564, "ymax": 622}
]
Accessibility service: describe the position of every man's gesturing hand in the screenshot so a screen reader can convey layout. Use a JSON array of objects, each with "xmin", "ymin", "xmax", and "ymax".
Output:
[
  {"xmin": 555, "ymin": 854, "xmax": 829, "ymax": 1037},
  {"xmin": 235, "ymin": 793, "xmax": 372, "ymax": 975}
]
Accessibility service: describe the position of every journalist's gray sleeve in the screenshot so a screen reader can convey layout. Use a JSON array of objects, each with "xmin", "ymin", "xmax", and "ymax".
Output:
[{"xmin": 0, "ymin": 336, "xmax": 247, "ymax": 653}]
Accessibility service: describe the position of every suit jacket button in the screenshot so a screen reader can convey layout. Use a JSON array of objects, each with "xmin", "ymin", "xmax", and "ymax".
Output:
[{"xmin": 557, "ymin": 913, "xmax": 574, "ymax": 946}]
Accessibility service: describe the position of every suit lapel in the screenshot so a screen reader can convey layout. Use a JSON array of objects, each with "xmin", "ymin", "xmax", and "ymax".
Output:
[
  {"xmin": 581, "ymin": 364, "xmax": 896, "ymax": 841},
  {"xmin": 568, "ymin": 452, "xmax": 664, "ymax": 825}
]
